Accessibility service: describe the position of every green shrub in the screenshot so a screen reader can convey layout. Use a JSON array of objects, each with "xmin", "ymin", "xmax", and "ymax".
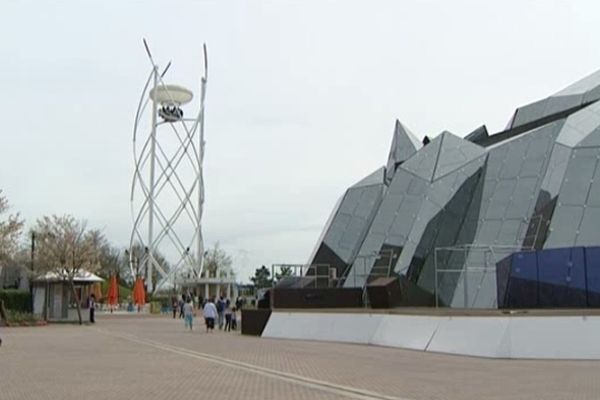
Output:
[
  {"xmin": 0, "ymin": 289, "xmax": 32, "ymax": 312},
  {"xmin": 151, "ymin": 295, "xmax": 171, "ymax": 308},
  {"xmin": 6, "ymin": 309, "xmax": 39, "ymax": 324}
]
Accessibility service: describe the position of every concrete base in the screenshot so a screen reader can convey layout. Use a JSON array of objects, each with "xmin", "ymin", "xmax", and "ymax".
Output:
[{"xmin": 262, "ymin": 311, "xmax": 600, "ymax": 359}]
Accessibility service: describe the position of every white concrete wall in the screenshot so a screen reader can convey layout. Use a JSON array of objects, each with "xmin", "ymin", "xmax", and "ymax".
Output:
[
  {"xmin": 262, "ymin": 312, "xmax": 600, "ymax": 360},
  {"xmin": 265, "ymin": 312, "xmax": 384, "ymax": 344}
]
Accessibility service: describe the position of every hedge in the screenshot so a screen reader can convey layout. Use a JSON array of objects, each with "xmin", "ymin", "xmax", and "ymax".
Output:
[{"xmin": 0, "ymin": 289, "xmax": 32, "ymax": 312}]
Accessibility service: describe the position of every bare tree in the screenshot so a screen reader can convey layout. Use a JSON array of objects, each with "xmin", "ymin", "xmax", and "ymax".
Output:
[
  {"xmin": 203, "ymin": 243, "xmax": 233, "ymax": 279},
  {"xmin": 96, "ymin": 243, "xmax": 122, "ymax": 278},
  {"xmin": 34, "ymin": 215, "xmax": 103, "ymax": 325},
  {"xmin": 0, "ymin": 191, "xmax": 24, "ymax": 264},
  {"xmin": 124, "ymin": 243, "xmax": 170, "ymax": 293}
]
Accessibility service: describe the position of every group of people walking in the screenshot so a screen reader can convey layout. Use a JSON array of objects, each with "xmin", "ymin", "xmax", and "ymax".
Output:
[{"xmin": 173, "ymin": 293, "xmax": 240, "ymax": 333}]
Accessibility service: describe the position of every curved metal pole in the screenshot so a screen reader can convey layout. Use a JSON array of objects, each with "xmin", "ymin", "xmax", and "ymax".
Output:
[{"xmin": 197, "ymin": 43, "xmax": 208, "ymax": 275}]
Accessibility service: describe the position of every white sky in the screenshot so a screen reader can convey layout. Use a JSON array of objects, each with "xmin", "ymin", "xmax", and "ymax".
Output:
[{"xmin": 2, "ymin": 1, "xmax": 600, "ymax": 282}]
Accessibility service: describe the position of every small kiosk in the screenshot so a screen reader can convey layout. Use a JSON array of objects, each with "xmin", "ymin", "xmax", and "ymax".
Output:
[{"xmin": 32, "ymin": 271, "xmax": 104, "ymax": 322}]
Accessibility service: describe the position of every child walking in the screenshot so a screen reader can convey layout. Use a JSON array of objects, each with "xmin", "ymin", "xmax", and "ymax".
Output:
[{"xmin": 183, "ymin": 298, "xmax": 194, "ymax": 331}]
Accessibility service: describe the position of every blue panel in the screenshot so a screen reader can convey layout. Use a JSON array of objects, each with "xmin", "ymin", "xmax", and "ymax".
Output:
[
  {"xmin": 537, "ymin": 247, "xmax": 586, "ymax": 307},
  {"xmin": 505, "ymin": 251, "xmax": 538, "ymax": 308},
  {"xmin": 585, "ymin": 247, "xmax": 600, "ymax": 307}
]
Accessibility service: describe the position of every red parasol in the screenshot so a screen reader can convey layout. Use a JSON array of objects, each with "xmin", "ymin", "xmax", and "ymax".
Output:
[{"xmin": 107, "ymin": 275, "xmax": 118, "ymax": 306}]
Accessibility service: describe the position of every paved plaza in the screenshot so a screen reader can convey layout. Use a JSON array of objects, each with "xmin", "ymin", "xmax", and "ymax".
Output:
[{"xmin": 1, "ymin": 314, "xmax": 599, "ymax": 399}]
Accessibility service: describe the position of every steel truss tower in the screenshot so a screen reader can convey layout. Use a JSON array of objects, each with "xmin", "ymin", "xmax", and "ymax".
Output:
[{"xmin": 130, "ymin": 40, "xmax": 208, "ymax": 292}]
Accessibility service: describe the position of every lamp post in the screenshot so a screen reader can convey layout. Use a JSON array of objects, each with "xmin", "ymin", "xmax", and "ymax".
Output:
[
  {"xmin": 29, "ymin": 231, "xmax": 35, "ymax": 316},
  {"xmin": 30, "ymin": 231, "xmax": 35, "ymax": 276}
]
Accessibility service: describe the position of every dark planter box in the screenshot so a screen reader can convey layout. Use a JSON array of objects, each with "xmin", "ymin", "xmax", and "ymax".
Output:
[{"xmin": 241, "ymin": 309, "xmax": 272, "ymax": 336}]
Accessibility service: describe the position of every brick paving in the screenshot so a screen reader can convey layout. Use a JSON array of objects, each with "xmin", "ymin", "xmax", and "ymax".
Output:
[{"xmin": 1, "ymin": 314, "xmax": 599, "ymax": 399}]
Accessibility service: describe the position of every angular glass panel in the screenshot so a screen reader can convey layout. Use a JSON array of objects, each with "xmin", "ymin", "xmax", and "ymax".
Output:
[
  {"xmin": 540, "ymin": 143, "xmax": 572, "ymax": 198},
  {"xmin": 576, "ymin": 207, "xmax": 600, "ymax": 246},
  {"xmin": 557, "ymin": 102, "xmax": 600, "ymax": 147},
  {"xmin": 400, "ymin": 135, "xmax": 443, "ymax": 181},
  {"xmin": 496, "ymin": 219, "xmax": 524, "ymax": 246},
  {"xmin": 338, "ymin": 189, "xmax": 360, "ymax": 213},
  {"xmin": 500, "ymin": 147, "xmax": 527, "ymax": 179},
  {"xmin": 587, "ymin": 178, "xmax": 600, "ymax": 207},
  {"xmin": 504, "ymin": 177, "xmax": 538, "ymax": 219},
  {"xmin": 433, "ymin": 133, "xmax": 485, "ymax": 180},
  {"xmin": 512, "ymin": 98, "xmax": 548, "ymax": 128},
  {"xmin": 324, "ymin": 213, "xmax": 351, "ymax": 245},
  {"xmin": 351, "ymin": 167, "xmax": 385, "ymax": 188},
  {"xmin": 545, "ymin": 205, "xmax": 583, "ymax": 248},
  {"xmin": 544, "ymin": 94, "xmax": 582, "ymax": 117},
  {"xmin": 577, "ymin": 126, "xmax": 600, "ymax": 147},
  {"xmin": 520, "ymin": 157, "xmax": 546, "ymax": 177},
  {"xmin": 559, "ymin": 156, "xmax": 596, "ymax": 205},
  {"xmin": 475, "ymin": 220, "xmax": 502, "ymax": 244},
  {"xmin": 471, "ymin": 270, "xmax": 498, "ymax": 308},
  {"xmin": 385, "ymin": 120, "xmax": 419, "ymax": 184}
]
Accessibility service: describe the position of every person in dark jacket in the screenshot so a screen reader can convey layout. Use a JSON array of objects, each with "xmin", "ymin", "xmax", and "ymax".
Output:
[{"xmin": 89, "ymin": 294, "xmax": 96, "ymax": 324}]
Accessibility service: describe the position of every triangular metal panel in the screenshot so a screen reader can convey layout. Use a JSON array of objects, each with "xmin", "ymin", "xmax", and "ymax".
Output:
[
  {"xmin": 399, "ymin": 134, "xmax": 444, "ymax": 182},
  {"xmin": 510, "ymin": 69, "xmax": 600, "ymax": 130},
  {"xmin": 543, "ymin": 94, "xmax": 583, "ymax": 117},
  {"xmin": 385, "ymin": 120, "xmax": 421, "ymax": 184},
  {"xmin": 554, "ymin": 69, "xmax": 600, "ymax": 97},
  {"xmin": 465, "ymin": 125, "xmax": 489, "ymax": 143},
  {"xmin": 556, "ymin": 101, "xmax": 600, "ymax": 148},
  {"xmin": 433, "ymin": 132, "xmax": 487, "ymax": 181},
  {"xmin": 351, "ymin": 166, "xmax": 385, "ymax": 188},
  {"xmin": 576, "ymin": 127, "xmax": 600, "ymax": 148}
]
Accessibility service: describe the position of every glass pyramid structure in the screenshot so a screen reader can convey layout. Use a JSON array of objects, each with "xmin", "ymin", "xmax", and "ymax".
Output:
[{"xmin": 308, "ymin": 69, "xmax": 600, "ymax": 308}]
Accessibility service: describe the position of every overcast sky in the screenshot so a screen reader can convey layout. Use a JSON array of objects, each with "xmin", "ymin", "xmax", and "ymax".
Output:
[{"xmin": 2, "ymin": 1, "xmax": 600, "ymax": 282}]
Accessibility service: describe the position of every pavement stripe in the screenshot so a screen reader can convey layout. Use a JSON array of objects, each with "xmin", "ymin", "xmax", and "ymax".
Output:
[{"xmin": 95, "ymin": 328, "xmax": 412, "ymax": 400}]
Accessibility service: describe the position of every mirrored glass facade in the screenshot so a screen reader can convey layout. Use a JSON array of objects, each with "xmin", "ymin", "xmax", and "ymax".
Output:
[{"xmin": 308, "ymin": 70, "xmax": 600, "ymax": 308}]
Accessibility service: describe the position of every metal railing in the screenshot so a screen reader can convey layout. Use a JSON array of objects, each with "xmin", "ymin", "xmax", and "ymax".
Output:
[{"xmin": 433, "ymin": 244, "xmax": 533, "ymax": 308}]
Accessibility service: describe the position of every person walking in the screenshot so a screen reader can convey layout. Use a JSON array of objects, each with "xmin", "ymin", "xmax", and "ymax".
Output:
[
  {"xmin": 202, "ymin": 298, "xmax": 218, "ymax": 333},
  {"xmin": 216, "ymin": 295, "xmax": 225, "ymax": 330},
  {"xmin": 183, "ymin": 298, "xmax": 194, "ymax": 331},
  {"xmin": 231, "ymin": 307, "xmax": 238, "ymax": 331},
  {"xmin": 89, "ymin": 294, "xmax": 96, "ymax": 324},
  {"xmin": 171, "ymin": 296, "xmax": 178, "ymax": 319},
  {"xmin": 224, "ymin": 302, "xmax": 232, "ymax": 332},
  {"xmin": 179, "ymin": 295, "xmax": 185, "ymax": 319}
]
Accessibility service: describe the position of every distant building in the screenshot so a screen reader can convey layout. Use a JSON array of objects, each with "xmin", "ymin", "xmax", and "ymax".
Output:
[{"xmin": 174, "ymin": 263, "xmax": 238, "ymax": 301}]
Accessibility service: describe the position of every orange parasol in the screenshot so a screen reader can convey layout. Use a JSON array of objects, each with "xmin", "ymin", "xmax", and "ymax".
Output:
[
  {"xmin": 133, "ymin": 277, "xmax": 146, "ymax": 306},
  {"xmin": 107, "ymin": 275, "xmax": 118, "ymax": 306}
]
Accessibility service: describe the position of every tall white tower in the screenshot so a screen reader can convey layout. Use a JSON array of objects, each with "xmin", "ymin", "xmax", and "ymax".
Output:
[{"xmin": 130, "ymin": 40, "xmax": 208, "ymax": 292}]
